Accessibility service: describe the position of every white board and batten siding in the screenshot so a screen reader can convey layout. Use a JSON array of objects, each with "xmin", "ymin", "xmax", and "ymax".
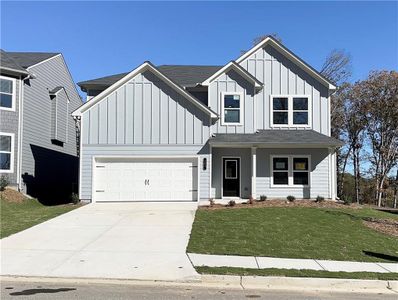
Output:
[
  {"xmin": 209, "ymin": 44, "xmax": 330, "ymax": 136},
  {"xmin": 80, "ymin": 70, "xmax": 211, "ymax": 201}
]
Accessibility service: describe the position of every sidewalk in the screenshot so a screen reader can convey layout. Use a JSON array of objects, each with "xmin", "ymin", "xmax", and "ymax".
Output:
[{"xmin": 188, "ymin": 253, "xmax": 398, "ymax": 273}]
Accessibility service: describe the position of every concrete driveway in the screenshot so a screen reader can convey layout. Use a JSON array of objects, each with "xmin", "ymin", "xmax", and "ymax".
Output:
[{"xmin": 1, "ymin": 202, "xmax": 199, "ymax": 281}]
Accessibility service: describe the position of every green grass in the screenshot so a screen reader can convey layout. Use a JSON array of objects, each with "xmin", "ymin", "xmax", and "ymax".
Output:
[
  {"xmin": 0, "ymin": 197, "xmax": 80, "ymax": 238},
  {"xmin": 187, "ymin": 207, "xmax": 398, "ymax": 262},
  {"xmin": 196, "ymin": 266, "xmax": 398, "ymax": 281}
]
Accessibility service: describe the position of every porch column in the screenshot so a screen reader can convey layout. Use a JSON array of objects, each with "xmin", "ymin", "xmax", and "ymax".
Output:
[{"xmin": 251, "ymin": 147, "xmax": 257, "ymax": 199}]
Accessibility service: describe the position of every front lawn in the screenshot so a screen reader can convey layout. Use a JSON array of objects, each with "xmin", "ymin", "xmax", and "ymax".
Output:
[
  {"xmin": 187, "ymin": 206, "xmax": 398, "ymax": 262},
  {"xmin": 0, "ymin": 196, "xmax": 80, "ymax": 238}
]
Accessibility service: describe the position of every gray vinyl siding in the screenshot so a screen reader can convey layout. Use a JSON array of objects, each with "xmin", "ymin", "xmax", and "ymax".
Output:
[
  {"xmin": 80, "ymin": 144, "xmax": 210, "ymax": 200},
  {"xmin": 81, "ymin": 70, "xmax": 211, "ymax": 146},
  {"xmin": 208, "ymin": 44, "xmax": 330, "ymax": 136},
  {"xmin": 20, "ymin": 55, "xmax": 81, "ymax": 195},
  {"xmin": 0, "ymin": 75, "xmax": 21, "ymax": 186},
  {"xmin": 256, "ymin": 148, "xmax": 330, "ymax": 199}
]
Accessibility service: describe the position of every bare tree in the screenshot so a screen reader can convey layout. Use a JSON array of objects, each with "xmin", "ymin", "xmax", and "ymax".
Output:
[
  {"xmin": 253, "ymin": 33, "xmax": 283, "ymax": 45},
  {"xmin": 320, "ymin": 49, "xmax": 352, "ymax": 86},
  {"xmin": 341, "ymin": 85, "xmax": 366, "ymax": 203},
  {"xmin": 356, "ymin": 71, "xmax": 398, "ymax": 206},
  {"xmin": 320, "ymin": 50, "xmax": 352, "ymax": 198}
]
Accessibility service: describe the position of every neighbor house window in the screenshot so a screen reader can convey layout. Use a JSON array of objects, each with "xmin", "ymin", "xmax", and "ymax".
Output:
[
  {"xmin": 221, "ymin": 92, "xmax": 243, "ymax": 125},
  {"xmin": 271, "ymin": 155, "xmax": 310, "ymax": 186},
  {"xmin": 0, "ymin": 133, "xmax": 14, "ymax": 172},
  {"xmin": 0, "ymin": 76, "xmax": 16, "ymax": 111},
  {"xmin": 271, "ymin": 96, "xmax": 311, "ymax": 127}
]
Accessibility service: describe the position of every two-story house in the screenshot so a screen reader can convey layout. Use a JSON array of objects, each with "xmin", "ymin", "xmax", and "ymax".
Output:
[
  {"xmin": 0, "ymin": 50, "xmax": 82, "ymax": 203},
  {"xmin": 73, "ymin": 36, "xmax": 342, "ymax": 203}
]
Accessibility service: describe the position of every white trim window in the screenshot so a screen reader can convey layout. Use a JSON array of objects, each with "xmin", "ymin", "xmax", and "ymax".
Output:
[
  {"xmin": 0, "ymin": 132, "xmax": 14, "ymax": 173},
  {"xmin": 0, "ymin": 76, "xmax": 16, "ymax": 111},
  {"xmin": 221, "ymin": 92, "xmax": 243, "ymax": 126},
  {"xmin": 271, "ymin": 155, "xmax": 310, "ymax": 187},
  {"xmin": 271, "ymin": 95, "xmax": 311, "ymax": 127}
]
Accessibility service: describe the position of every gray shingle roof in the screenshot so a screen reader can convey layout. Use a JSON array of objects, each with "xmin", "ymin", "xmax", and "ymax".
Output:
[
  {"xmin": 209, "ymin": 130, "xmax": 343, "ymax": 147},
  {"xmin": 78, "ymin": 65, "xmax": 222, "ymax": 90},
  {"xmin": 0, "ymin": 50, "xmax": 28, "ymax": 74},
  {"xmin": 5, "ymin": 52, "xmax": 59, "ymax": 68}
]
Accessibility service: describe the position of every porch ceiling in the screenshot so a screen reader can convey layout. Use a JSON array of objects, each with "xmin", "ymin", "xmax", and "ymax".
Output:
[{"xmin": 209, "ymin": 130, "xmax": 344, "ymax": 148}]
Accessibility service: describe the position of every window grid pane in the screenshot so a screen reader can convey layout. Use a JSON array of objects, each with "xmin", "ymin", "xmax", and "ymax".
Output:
[
  {"xmin": 0, "ymin": 94, "xmax": 13, "ymax": 108},
  {"xmin": 293, "ymin": 172, "xmax": 309, "ymax": 185},
  {"xmin": 0, "ymin": 153, "xmax": 11, "ymax": 170},
  {"xmin": 0, "ymin": 135, "xmax": 12, "ymax": 152},
  {"xmin": 0, "ymin": 79, "xmax": 13, "ymax": 94},
  {"xmin": 273, "ymin": 171, "xmax": 288, "ymax": 185}
]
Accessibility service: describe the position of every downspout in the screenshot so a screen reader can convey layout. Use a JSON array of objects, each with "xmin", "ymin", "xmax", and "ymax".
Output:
[
  {"xmin": 17, "ymin": 73, "xmax": 34, "ymax": 191},
  {"xmin": 16, "ymin": 76, "xmax": 23, "ymax": 190}
]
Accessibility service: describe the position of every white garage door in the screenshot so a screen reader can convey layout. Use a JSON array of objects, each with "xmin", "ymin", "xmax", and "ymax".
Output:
[{"xmin": 93, "ymin": 157, "xmax": 198, "ymax": 202}]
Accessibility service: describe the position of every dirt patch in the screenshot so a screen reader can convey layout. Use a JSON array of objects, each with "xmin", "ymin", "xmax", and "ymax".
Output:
[
  {"xmin": 0, "ymin": 188, "xmax": 28, "ymax": 203},
  {"xmin": 363, "ymin": 218, "xmax": 398, "ymax": 237},
  {"xmin": 200, "ymin": 199, "xmax": 352, "ymax": 210}
]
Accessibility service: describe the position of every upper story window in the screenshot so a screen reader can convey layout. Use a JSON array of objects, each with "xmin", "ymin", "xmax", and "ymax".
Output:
[
  {"xmin": 0, "ymin": 132, "xmax": 14, "ymax": 173},
  {"xmin": 221, "ymin": 92, "xmax": 243, "ymax": 126},
  {"xmin": 0, "ymin": 76, "xmax": 16, "ymax": 111},
  {"xmin": 271, "ymin": 95, "xmax": 311, "ymax": 127}
]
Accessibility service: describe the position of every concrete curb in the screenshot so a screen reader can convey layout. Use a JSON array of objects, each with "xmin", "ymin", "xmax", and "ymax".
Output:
[{"xmin": 1, "ymin": 274, "xmax": 397, "ymax": 294}]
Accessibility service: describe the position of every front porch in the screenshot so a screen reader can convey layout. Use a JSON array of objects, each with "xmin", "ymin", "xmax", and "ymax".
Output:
[{"xmin": 207, "ymin": 130, "xmax": 343, "ymax": 202}]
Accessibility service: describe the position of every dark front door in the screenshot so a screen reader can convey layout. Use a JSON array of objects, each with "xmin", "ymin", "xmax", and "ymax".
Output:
[{"xmin": 222, "ymin": 158, "xmax": 240, "ymax": 197}]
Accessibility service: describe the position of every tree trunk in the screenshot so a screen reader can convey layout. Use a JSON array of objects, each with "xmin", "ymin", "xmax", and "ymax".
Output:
[
  {"xmin": 394, "ymin": 169, "xmax": 398, "ymax": 209},
  {"xmin": 355, "ymin": 148, "xmax": 361, "ymax": 204},
  {"xmin": 377, "ymin": 176, "xmax": 385, "ymax": 207}
]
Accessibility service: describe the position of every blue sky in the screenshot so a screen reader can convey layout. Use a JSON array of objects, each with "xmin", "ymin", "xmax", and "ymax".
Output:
[{"xmin": 1, "ymin": 1, "xmax": 397, "ymax": 91}]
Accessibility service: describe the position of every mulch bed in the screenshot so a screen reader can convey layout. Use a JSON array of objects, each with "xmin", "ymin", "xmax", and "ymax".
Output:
[
  {"xmin": 363, "ymin": 218, "xmax": 398, "ymax": 237},
  {"xmin": 0, "ymin": 188, "xmax": 28, "ymax": 203},
  {"xmin": 200, "ymin": 199, "xmax": 350, "ymax": 210}
]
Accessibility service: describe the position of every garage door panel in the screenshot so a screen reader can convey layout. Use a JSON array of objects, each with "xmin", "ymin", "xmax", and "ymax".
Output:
[{"xmin": 94, "ymin": 158, "xmax": 198, "ymax": 202}]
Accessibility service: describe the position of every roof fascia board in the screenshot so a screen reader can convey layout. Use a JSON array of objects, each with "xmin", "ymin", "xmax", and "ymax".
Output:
[
  {"xmin": 202, "ymin": 61, "xmax": 263, "ymax": 88},
  {"xmin": 0, "ymin": 66, "xmax": 29, "ymax": 76},
  {"xmin": 235, "ymin": 37, "xmax": 336, "ymax": 90},
  {"xmin": 72, "ymin": 62, "xmax": 218, "ymax": 118},
  {"xmin": 209, "ymin": 142, "xmax": 341, "ymax": 148}
]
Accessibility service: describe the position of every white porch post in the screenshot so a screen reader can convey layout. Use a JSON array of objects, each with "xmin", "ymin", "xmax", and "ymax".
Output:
[{"xmin": 251, "ymin": 147, "xmax": 257, "ymax": 199}]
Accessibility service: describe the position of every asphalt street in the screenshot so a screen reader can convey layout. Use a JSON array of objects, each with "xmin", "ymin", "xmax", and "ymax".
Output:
[{"xmin": 1, "ymin": 280, "xmax": 396, "ymax": 300}]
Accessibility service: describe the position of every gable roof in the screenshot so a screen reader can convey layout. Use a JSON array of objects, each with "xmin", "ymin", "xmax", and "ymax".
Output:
[
  {"xmin": 5, "ymin": 52, "xmax": 60, "ymax": 69},
  {"xmin": 235, "ymin": 36, "xmax": 336, "ymax": 90},
  {"xmin": 72, "ymin": 61, "xmax": 218, "ymax": 118},
  {"xmin": 202, "ymin": 61, "xmax": 263, "ymax": 90},
  {"xmin": 0, "ymin": 50, "xmax": 29, "ymax": 75},
  {"xmin": 209, "ymin": 130, "xmax": 343, "ymax": 147},
  {"xmin": 78, "ymin": 65, "xmax": 222, "ymax": 91}
]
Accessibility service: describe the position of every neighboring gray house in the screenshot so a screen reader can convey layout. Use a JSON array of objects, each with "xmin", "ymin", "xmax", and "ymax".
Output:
[
  {"xmin": 73, "ymin": 36, "xmax": 342, "ymax": 203},
  {"xmin": 0, "ymin": 50, "xmax": 82, "ymax": 203}
]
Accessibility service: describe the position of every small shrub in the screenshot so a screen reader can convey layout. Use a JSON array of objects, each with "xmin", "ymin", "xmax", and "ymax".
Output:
[
  {"xmin": 248, "ymin": 196, "xmax": 255, "ymax": 205},
  {"xmin": 227, "ymin": 200, "xmax": 236, "ymax": 207},
  {"xmin": 260, "ymin": 195, "xmax": 267, "ymax": 201},
  {"xmin": 209, "ymin": 198, "xmax": 215, "ymax": 207},
  {"xmin": 316, "ymin": 195, "xmax": 325, "ymax": 203},
  {"xmin": 0, "ymin": 175, "xmax": 9, "ymax": 192},
  {"xmin": 70, "ymin": 193, "xmax": 80, "ymax": 205},
  {"xmin": 287, "ymin": 195, "xmax": 295, "ymax": 202},
  {"xmin": 344, "ymin": 196, "xmax": 352, "ymax": 205}
]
